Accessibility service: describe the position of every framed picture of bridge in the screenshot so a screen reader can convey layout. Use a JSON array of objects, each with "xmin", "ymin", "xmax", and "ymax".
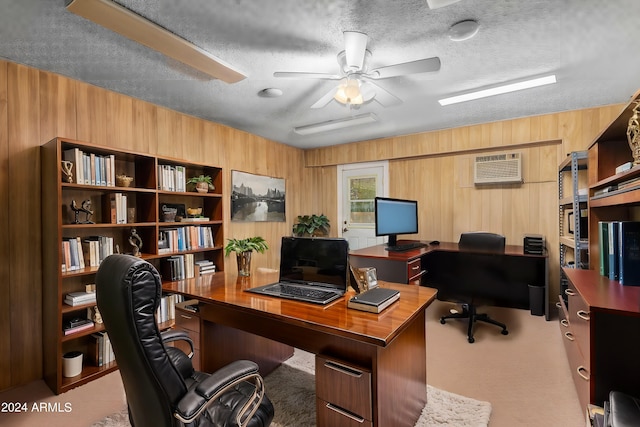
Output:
[{"xmin": 231, "ymin": 170, "xmax": 285, "ymax": 222}]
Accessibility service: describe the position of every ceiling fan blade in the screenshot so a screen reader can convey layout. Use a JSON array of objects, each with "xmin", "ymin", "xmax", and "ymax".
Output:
[
  {"xmin": 310, "ymin": 86, "xmax": 339, "ymax": 109},
  {"xmin": 367, "ymin": 81, "xmax": 403, "ymax": 107},
  {"xmin": 344, "ymin": 31, "xmax": 368, "ymax": 70},
  {"xmin": 370, "ymin": 57, "xmax": 441, "ymax": 79},
  {"xmin": 274, "ymin": 71, "xmax": 341, "ymax": 79}
]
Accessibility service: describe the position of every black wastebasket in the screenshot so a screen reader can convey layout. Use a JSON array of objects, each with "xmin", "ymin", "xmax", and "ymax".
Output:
[{"xmin": 528, "ymin": 284, "xmax": 544, "ymax": 316}]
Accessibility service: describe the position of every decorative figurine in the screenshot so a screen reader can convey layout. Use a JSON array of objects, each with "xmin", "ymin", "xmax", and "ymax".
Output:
[
  {"xmin": 61, "ymin": 161, "xmax": 74, "ymax": 183},
  {"xmin": 627, "ymin": 101, "xmax": 640, "ymax": 166},
  {"xmin": 70, "ymin": 199, "xmax": 94, "ymax": 224},
  {"xmin": 129, "ymin": 228, "xmax": 143, "ymax": 257}
]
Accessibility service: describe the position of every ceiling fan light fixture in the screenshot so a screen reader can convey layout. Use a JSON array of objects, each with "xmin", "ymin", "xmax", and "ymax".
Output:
[
  {"xmin": 334, "ymin": 77, "xmax": 364, "ymax": 105},
  {"xmin": 426, "ymin": 0, "xmax": 462, "ymax": 9},
  {"xmin": 438, "ymin": 75, "xmax": 557, "ymax": 106}
]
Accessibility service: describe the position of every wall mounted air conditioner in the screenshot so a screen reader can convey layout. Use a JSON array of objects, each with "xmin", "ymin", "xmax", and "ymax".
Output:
[{"xmin": 474, "ymin": 152, "xmax": 523, "ymax": 185}]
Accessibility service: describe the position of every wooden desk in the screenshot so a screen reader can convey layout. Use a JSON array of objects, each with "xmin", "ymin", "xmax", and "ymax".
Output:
[
  {"xmin": 350, "ymin": 241, "xmax": 549, "ymax": 319},
  {"xmin": 163, "ymin": 271, "xmax": 437, "ymax": 427}
]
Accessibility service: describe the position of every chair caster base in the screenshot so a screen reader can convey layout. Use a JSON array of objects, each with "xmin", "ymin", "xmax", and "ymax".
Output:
[
  {"xmin": 501, "ymin": 329, "xmax": 509, "ymax": 335},
  {"xmin": 468, "ymin": 337, "xmax": 475, "ymax": 343}
]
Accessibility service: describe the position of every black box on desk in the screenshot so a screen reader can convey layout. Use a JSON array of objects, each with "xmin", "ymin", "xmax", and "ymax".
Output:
[{"xmin": 524, "ymin": 234, "xmax": 545, "ymax": 255}]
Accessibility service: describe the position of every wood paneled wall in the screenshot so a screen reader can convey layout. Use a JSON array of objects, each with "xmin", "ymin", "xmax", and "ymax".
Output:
[{"xmin": 0, "ymin": 57, "xmax": 629, "ymax": 392}]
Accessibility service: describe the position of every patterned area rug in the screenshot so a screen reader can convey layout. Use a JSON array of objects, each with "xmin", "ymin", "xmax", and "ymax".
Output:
[{"xmin": 92, "ymin": 350, "xmax": 491, "ymax": 427}]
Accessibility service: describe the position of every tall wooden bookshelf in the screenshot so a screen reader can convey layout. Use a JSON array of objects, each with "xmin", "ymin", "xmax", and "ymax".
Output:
[
  {"xmin": 558, "ymin": 89, "xmax": 640, "ymax": 413},
  {"xmin": 41, "ymin": 137, "xmax": 224, "ymax": 394}
]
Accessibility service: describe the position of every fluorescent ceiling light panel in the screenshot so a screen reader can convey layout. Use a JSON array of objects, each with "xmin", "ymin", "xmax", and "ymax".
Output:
[
  {"xmin": 426, "ymin": 0, "xmax": 462, "ymax": 9},
  {"xmin": 439, "ymin": 75, "xmax": 557, "ymax": 106},
  {"xmin": 294, "ymin": 113, "xmax": 378, "ymax": 135},
  {"xmin": 66, "ymin": 0, "xmax": 246, "ymax": 83}
]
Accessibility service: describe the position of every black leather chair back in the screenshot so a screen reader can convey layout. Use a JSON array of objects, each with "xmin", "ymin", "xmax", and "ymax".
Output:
[
  {"xmin": 96, "ymin": 254, "xmax": 187, "ymax": 427},
  {"xmin": 458, "ymin": 232, "xmax": 506, "ymax": 252}
]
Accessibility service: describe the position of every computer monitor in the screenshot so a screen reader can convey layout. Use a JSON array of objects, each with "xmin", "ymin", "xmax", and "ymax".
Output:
[{"xmin": 375, "ymin": 197, "xmax": 419, "ymax": 248}]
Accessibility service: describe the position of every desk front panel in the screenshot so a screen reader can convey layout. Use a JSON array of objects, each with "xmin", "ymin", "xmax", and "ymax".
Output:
[{"xmin": 424, "ymin": 250, "xmax": 547, "ymax": 310}]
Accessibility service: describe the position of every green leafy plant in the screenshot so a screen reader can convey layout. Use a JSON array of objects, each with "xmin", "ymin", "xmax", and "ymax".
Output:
[
  {"xmin": 186, "ymin": 174, "xmax": 214, "ymax": 190},
  {"xmin": 292, "ymin": 214, "xmax": 330, "ymax": 237},
  {"xmin": 224, "ymin": 236, "xmax": 269, "ymax": 256}
]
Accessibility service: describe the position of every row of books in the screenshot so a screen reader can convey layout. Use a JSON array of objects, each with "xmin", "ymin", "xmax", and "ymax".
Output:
[
  {"xmin": 63, "ymin": 147, "xmax": 116, "ymax": 187},
  {"xmin": 593, "ymin": 174, "xmax": 640, "ymax": 198},
  {"xmin": 62, "ymin": 236, "xmax": 114, "ymax": 272},
  {"xmin": 156, "ymin": 293, "xmax": 185, "ymax": 324},
  {"xmin": 158, "ymin": 226, "xmax": 215, "ymax": 254},
  {"xmin": 157, "ymin": 164, "xmax": 187, "ymax": 192},
  {"xmin": 163, "ymin": 255, "xmax": 217, "ymax": 281},
  {"xmin": 598, "ymin": 221, "xmax": 640, "ymax": 286},
  {"xmin": 88, "ymin": 331, "xmax": 114, "ymax": 367},
  {"xmin": 103, "ymin": 193, "xmax": 130, "ymax": 224},
  {"xmin": 64, "ymin": 291, "xmax": 96, "ymax": 307}
]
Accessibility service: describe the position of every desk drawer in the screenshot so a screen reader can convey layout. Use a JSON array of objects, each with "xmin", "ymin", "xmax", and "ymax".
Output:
[
  {"xmin": 175, "ymin": 311, "xmax": 200, "ymax": 333},
  {"xmin": 565, "ymin": 283, "xmax": 590, "ymax": 367},
  {"xmin": 561, "ymin": 322, "xmax": 589, "ymax": 412},
  {"xmin": 407, "ymin": 258, "xmax": 422, "ymax": 283},
  {"xmin": 316, "ymin": 355, "xmax": 372, "ymax": 421},
  {"xmin": 316, "ymin": 398, "xmax": 373, "ymax": 427}
]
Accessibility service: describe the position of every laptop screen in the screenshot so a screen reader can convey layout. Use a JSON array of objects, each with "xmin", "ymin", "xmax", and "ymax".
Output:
[{"xmin": 279, "ymin": 237, "xmax": 349, "ymax": 292}]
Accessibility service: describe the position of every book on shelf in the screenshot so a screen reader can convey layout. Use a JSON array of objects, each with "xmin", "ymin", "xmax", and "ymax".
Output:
[
  {"xmin": 157, "ymin": 164, "xmax": 187, "ymax": 192},
  {"xmin": 63, "ymin": 319, "xmax": 94, "ymax": 335},
  {"xmin": 103, "ymin": 193, "xmax": 128, "ymax": 224},
  {"xmin": 347, "ymin": 287, "xmax": 400, "ymax": 313},
  {"xmin": 62, "ymin": 237, "xmax": 86, "ymax": 271},
  {"xmin": 598, "ymin": 222, "xmax": 610, "ymax": 277},
  {"xmin": 608, "ymin": 221, "xmax": 620, "ymax": 281},
  {"xmin": 64, "ymin": 291, "xmax": 96, "ymax": 306},
  {"xmin": 181, "ymin": 217, "xmax": 210, "ymax": 222},
  {"xmin": 89, "ymin": 333, "xmax": 104, "ymax": 367},
  {"xmin": 618, "ymin": 221, "xmax": 640, "ymax": 286}
]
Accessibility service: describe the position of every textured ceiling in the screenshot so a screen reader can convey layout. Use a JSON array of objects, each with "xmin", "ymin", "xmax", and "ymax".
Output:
[{"xmin": 1, "ymin": 0, "xmax": 640, "ymax": 149}]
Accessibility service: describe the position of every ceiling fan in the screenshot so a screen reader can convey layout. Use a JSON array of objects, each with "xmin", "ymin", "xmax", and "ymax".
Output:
[{"xmin": 274, "ymin": 31, "xmax": 441, "ymax": 109}]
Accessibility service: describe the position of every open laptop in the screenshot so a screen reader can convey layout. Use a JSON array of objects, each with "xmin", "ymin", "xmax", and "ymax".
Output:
[{"xmin": 245, "ymin": 236, "xmax": 350, "ymax": 305}]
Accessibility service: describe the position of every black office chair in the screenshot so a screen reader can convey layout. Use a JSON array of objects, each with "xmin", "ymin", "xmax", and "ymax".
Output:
[
  {"xmin": 439, "ymin": 232, "xmax": 509, "ymax": 343},
  {"xmin": 95, "ymin": 254, "xmax": 274, "ymax": 427}
]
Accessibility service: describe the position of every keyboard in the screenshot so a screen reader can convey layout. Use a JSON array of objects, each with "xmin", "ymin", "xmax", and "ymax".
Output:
[
  {"xmin": 385, "ymin": 242, "xmax": 427, "ymax": 252},
  {"xmin": 274, "ymin": 284, "xmax": 337, "ymax": 300}
]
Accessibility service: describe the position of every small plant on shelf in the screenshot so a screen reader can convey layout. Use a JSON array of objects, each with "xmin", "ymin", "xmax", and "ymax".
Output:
[
  {"xmin": 292, "ymin": 214, "xmax": 330, "ymax": 237},
  {"xmin": 186, "ymin": 175, "xmax": 214, "ymax": 193},
  {"xmin": 224, "ymin": 237, "xmax": 269, "ymax": 276}
]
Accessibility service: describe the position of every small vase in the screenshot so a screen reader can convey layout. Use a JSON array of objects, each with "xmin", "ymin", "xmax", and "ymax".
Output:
[
  {"xmin": 236, "ymin": 251, "xmax": 252, "ymax": 276},
  {"xmin": 196, "ymin": 182, "xmax": 209, "ymax": 193}
]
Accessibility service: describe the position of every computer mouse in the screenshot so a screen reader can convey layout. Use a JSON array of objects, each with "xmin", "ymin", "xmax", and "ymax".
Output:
[{"xmin": 430, "ymin": 240, "xmax": 440, "ymax": 245}]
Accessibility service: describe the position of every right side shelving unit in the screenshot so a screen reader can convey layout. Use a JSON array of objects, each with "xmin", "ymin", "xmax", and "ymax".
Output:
[{"xmin": 558, "ymin": 89, "xmax": 640, "ymax": 416}]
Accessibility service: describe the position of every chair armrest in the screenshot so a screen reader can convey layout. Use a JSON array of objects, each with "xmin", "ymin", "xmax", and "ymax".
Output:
[
  {"xmin": 174, "ymin": 360, "xmax": 264, "ymax": 424},
  {"xmin": 161, "ymin": 329, "xmax": 194, "ymax": 358}
]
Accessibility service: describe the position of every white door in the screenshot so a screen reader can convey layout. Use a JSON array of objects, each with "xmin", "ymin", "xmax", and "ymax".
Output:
[{"xmin": 338, "ymin": 161, "xmax": 389, "ymax": 250}]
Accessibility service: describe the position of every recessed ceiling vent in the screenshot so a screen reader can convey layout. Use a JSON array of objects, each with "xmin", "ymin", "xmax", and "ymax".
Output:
[{"xmin": 474, "ymin": 153, "xmax": 523, "ymax": 185}]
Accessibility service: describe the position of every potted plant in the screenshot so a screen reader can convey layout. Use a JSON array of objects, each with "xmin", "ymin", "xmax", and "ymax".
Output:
[
  {"xmin": 186, "ymin": 174, "xmax": 214, "ymax": 193},
  {"xmin": 224, "ymin": 236, "xmax": 269, "ymax": 276},
  {"xmin": 292, "ymin": 214, "xmax": 330, "ymax": 237}
]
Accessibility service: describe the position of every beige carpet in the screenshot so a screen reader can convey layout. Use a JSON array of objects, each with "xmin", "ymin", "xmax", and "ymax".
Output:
[{"xmin": 92, "ymin": 349, "xmax": 491, "ymax": 427}]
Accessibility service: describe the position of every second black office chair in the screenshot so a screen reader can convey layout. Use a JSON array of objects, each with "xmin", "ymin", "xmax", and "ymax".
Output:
[{"xmin": 439, "ymin": 232, "xmax": 509, "ymax": 343}]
